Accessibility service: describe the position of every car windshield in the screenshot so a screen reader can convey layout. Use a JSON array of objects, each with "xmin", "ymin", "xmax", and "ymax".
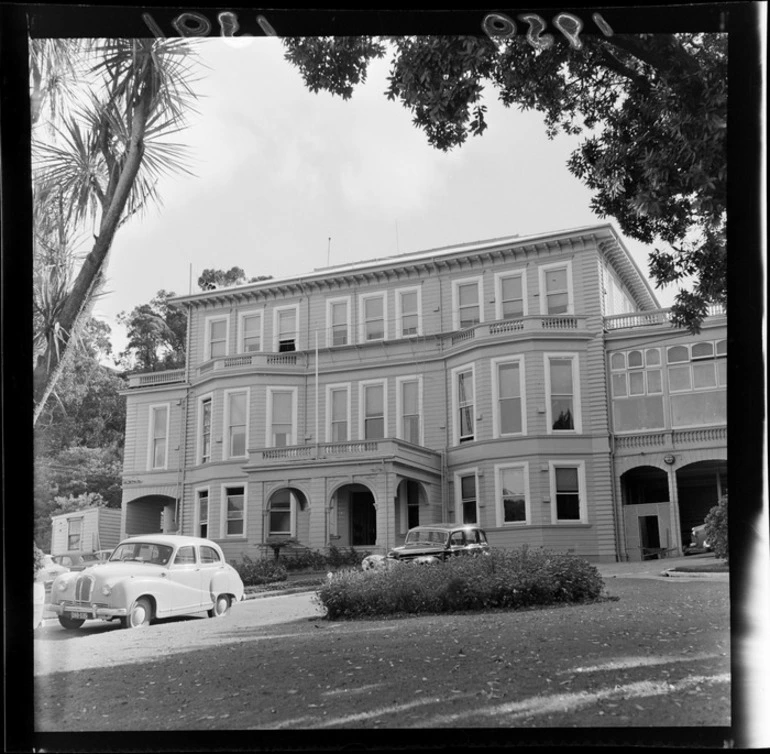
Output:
[
  {"xmin": 80, "ymin": 553, "xmax": 99, "ymax": 562},
  {"xmin": 110, "ymin": 542, "xmax": 174, "ymax": 566},
  {"xmin": 405, "ymin": 529, "xmax": 448, "ymax": 545}
]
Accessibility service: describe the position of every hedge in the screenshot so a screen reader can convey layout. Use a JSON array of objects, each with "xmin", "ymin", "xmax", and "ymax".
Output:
[{"xmin": 315, "ymin": 547, "xmax": 606, "ymax": 620}]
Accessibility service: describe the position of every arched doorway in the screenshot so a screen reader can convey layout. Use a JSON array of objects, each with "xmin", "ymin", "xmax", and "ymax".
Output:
[
  {"xmin": 621, "ymin": 466, "xmax": 672, "ymax": 560},
  {"xmin": 330, "ymin": 483, "xmax": 377, "ymax": 548},
  {"xmin": 676, "ymin": 460, "xmax": 727, "ymax": 547},
  {"xmin": 124, "ymin": 494, "xmax": 176, "ymax": 537}
]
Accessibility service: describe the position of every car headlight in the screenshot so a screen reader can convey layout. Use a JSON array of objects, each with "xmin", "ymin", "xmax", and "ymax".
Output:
[{"xmin": 101, "ymin": 585, "xmax": 112, "ymax": 596}]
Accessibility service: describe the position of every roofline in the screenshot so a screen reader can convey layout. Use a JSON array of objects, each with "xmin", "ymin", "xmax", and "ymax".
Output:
[{"xmin": 170, "ymin": 222, "xmax": 657, "ymax": 309}]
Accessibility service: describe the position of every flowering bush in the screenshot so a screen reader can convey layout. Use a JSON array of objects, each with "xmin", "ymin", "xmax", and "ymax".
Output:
[
  {"xmin": 705, "ymin": 495, "xmax": 728, "ymax": 561},
  {"xmin": 278, "ymin": 545, "xmax": 370, "ymax": 571},
  {"xmin": 316, "ymin": 547, "xmax": 606, "ymax": 619},
  {"xmin": 234, "ymin": 555, "xmax": 288, "ymax": 586}
]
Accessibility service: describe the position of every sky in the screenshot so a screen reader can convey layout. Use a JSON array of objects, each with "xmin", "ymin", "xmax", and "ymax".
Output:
[{"xmin": 91, "ymin": 37, "xmax": 677, "ymax": 355}]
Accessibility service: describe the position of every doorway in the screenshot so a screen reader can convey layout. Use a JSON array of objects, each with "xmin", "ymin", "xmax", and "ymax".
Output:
[
  {"xmin": 350, "ymin": 491, "xmax": 376, "ymax": 546},
  {"xmin": 638, "ymin": 515, "xmax": 661, "ymax": 559}
]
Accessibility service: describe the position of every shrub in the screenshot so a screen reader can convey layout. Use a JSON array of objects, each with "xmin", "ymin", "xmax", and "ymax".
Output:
[
  {"xmin": 315, "ymin": 547, "xmax": 606, "ymax": 619},
  {"xmin": 704, "ymin": 495, "xmax": 728, "ymax": 561},
  {"xmin": 279, "ymin": 545, "xmax": 370, "ymax": 571},
  {"xmin": 234, "ymin": 555, "xmax": 288, "ymax": 586}
]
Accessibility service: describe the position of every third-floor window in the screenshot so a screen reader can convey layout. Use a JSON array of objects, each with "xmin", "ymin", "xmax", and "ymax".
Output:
[
  {"xmin": 396, "ymin": 287, "xmax": 421, "ymax": 337},
  {"xmin": 239, "ymin": 311, "xmax": 262, "ymax": 353},
  {"xmin": 206, "ymin": 316, "xmax": 228, "ymax": 360},
  {"xmin": 361, "ymin": 293, "xmax": 386, "ymax": 342},
  {"xmin": 454, "ymin": 277, "xmax": 482, "ymax": 330},
  {"xmin": 540, "ymin": 262, "xmax": 573, "ymax": 315},
  {"xmin": 275, "ymin": 306, "xmax": 298, "ymax": 352},
  {"xmin": 496, "ymin": 271, "xmax": 526, "ymax": 319},
  {"xmin": 327, "ymin": 298, "xmax": 350, "ymax": 347}
]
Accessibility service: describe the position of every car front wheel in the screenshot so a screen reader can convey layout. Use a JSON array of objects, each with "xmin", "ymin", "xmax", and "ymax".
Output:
[
  {"xmin": 208, "ymin": 594, "xmax": 231, "ymax": 618},
  {"xmin": 58, "ymin": 615, "xmax": 85, "ymax": 630},
  {"xmin": 124, "ymin": 597, "xmax": 152, "ymax": 629}
]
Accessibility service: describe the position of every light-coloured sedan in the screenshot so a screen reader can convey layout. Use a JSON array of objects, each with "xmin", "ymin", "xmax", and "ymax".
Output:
[{"xmin": 48, "ymin": 534, "xmax": 244, "ymax": 630}]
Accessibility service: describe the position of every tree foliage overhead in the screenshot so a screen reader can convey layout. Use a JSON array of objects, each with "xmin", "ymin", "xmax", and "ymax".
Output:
[
  {"xmin": 283, "ymin": 33, "xmax": 727, "ymax": 332},
  {"xmin": 31, "ymin": 37, "xmax": 201, "ymax": 424}
]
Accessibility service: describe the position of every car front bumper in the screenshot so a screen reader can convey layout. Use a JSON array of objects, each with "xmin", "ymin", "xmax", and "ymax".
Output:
[{"xmin": 47, "ymin": 602, "xmax": 128, "ymax": 620}]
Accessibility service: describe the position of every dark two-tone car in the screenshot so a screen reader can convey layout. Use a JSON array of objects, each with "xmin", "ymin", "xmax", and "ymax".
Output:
[{"xmin": 386, "ymin": 523, "xmax": 490, "ymax": 564}]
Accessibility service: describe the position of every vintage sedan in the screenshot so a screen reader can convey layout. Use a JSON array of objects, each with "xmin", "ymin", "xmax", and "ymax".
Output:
[
  {"xmin": 386, "ymin": 523, "xmax": 491, "ymax": 564},
  {"xmin": 48, "ymin": 534, "xmax": 244, "ymax": 630}
]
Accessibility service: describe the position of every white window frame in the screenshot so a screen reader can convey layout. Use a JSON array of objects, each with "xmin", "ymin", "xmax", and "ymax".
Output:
[
  {"xmin": 452, "ymin": 276, "xmax": 484, "ymax": 330},
  {"xmin": 147, "ymin": 402, "xmax": 171, "ymax": 470},
  {"xmin": 67, "ymin": 517, "xmax": 83, "ymax": 550},
  {"xmin": 266, "ymin": 386, "xmax": 298, "ymax": 448},
  {"xmin": 195, "ymin": 486, "xmax": 210, "ymax": 539},
  {"xmin": 395, "ymin": 375, "xmax": 423, "ymax": 445},
  {"xmin": 238, "ymin": 309, "xmax": 264, "ymax": 354},
  {"xmin": 267, "ymin": 489, "xmax": 298, "ymax": 537},
  {"xmin": 223, "ymin": 388, "xmax": 250, "ymax": 460},
  {"xmin": 494, "ymin": 462, "xmax": 531, "ymax": 527},
  {"xmin": 548, "ymin": 460, "xmax": 588, "ymax": 524},
  {"xmin": 273, "ymin": 304, "xmax": 300, "ymax": 352},
  {"xmin": 544, "ymin": 353, "xmax": 582, "ymax": 434},
  {"xmin": 454, "ymin": 468, "xmax": 479, "ymax": 525},
  {"xmin": 539, "ymin": 261, "xmax": 574, "ymax": 315},
  {"xmin": 359, "ymin": 379, "xmax": 388, "ymax": 440},
  {"xmin": 491, "ymin": 356, "xmax": 527, "ymax": 437},
  {"xmin": 197, "ymin": 392, "xmax": 214, "ymax": 464},
  {"xmin": 221, "ymin": 484, "xmax": 247, "ymax": 538},
  {"xmin": 326, "ymin": 296, "xmax": 351, "ymax": 348},
  {"xmin": 451, "ymin": 363, "xmax": 476, "ymax": 445},
  {"xmin": 395, "ymin": 285, "xmax": 422, "ymax": 338},
  {"xmin": 494, "ymin": 270, "xmax": 528, "ymax": 320},
  {"xmin": 204, "ymin": 314, "xmax": 230, "ymax": 361},
  {"xmin": 359, "ymin": 292, "xmax": 387, "ymax": 342},
  {"xmin": 326, "ymin": 383, "xmax": 351, "ymax": 443}
]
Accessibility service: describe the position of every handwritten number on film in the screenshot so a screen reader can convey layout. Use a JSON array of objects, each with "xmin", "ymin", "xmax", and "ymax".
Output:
[
  {"xmin": 141, "ymin": 11, "xmax": 611, "ymax": 48},
  {"xmin": 483, "ymin": 12, "xmax": 612, "ymax": 50}
]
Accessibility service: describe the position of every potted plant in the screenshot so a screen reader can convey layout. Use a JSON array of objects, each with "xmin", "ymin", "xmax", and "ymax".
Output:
[{"xmin": 34, "ymin": 543, "xmax": 46, "ymax": 629}]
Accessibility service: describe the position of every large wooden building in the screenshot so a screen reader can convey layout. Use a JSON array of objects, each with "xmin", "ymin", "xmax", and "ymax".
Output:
[{"xmin": 119, "ymin": 224, "xmax": 726, "ymax": 563}]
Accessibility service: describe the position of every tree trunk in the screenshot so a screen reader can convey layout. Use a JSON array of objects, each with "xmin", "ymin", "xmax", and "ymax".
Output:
[{"xmin": 32, "ymin": 80, "xmax": 153, "ymax": 424}]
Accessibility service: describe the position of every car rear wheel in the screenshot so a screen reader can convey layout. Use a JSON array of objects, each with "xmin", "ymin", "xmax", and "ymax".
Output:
[
  {"xmin": 58, "ymin": 615, "xmax": 85, "ymax": 630},
  {"xmin": 208, "ymin": 594, "xmax": 231, "ymax": 618},
  {"xmin": 125, "ymin": 597, "xmax": 152, "ymax": 629}
]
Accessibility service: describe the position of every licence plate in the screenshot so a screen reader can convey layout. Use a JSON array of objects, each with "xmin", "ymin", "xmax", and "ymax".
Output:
[{"xmin": 69, "ymin": 611, "xmax": 89, "ymax": 620}]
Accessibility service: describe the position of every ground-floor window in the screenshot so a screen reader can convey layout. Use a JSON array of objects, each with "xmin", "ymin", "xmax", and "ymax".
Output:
[
  {"xmin": 197, "ymin": 489, "xmax": 209, "ymax": 538},
  {"xmin": 550, "ymin": 462, "xmax": 586, "ymax": 523},
  {"xmin": 269, "ymin": 490, "xmax": 294, "ymax": 536},
  {"xmin": 458, "ymin": 473, "xmax": 478, "ymax": 524},
  {"xmin": 225, "ymin": 486, "xmax": 245, "ymax": 536}
]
